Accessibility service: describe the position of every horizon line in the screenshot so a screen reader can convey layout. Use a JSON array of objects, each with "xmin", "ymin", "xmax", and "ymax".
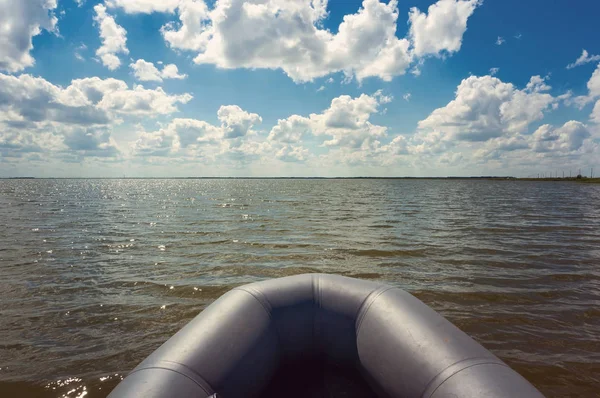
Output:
[{"xmin": 3, "ymin": 176, "xmax": 522, "ymax": 180}]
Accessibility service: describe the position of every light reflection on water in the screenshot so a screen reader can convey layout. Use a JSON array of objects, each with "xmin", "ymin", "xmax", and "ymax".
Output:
[{"xmin": 0, "ymin": 179, "xmax": 599, "ymax": 397}]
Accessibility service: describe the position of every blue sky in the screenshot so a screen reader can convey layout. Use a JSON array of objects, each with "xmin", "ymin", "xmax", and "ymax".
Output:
[{"xmin": 1, "ymin": 0, "xmax": 599, "ymax": 177}]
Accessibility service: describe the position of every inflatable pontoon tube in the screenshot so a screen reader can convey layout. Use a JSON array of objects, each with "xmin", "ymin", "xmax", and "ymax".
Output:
[{"xmin": 108, "ymin": 274, "xmax": 545, "ymax": 398}]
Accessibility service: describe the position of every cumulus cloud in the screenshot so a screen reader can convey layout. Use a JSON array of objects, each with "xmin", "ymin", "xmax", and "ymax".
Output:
[
  {"xmin": 268, "ymin": 91, "xmax": 391, "ymax": 149},
  {"xmin": 573, "ymin": 63, "xmax": 600, "ymax": 108},
  {"xmin": 470, "ymin": 120, "xmax": 592, "ymax": 164},
  {"xmin": 0, "ymin": 0, "xmax": 58, "ymax": 72},
  {"xmin": 161, "ymin": 0, "xmax": 212, "ymax": 52},
  {"xmin": 152, "ymin": 0, "xmax": 479, "ymax": 83},
  {"xmin": 0, "ymin": 73, "xmax": 192, "ymax": 156},
  {"xmin": 60, "ymin": 127, "xmax": 120, "ymax": 157},
  {"xmin": 132, "ymin": 93, "xmax": 392, "ymax": 165},
  {"xmin": 106, "ymin": 0, "xmax": 181, "ymax": 14},
  {"xmin": 398, "ymin": 70, "xmax": 599, "ymax": 171},
  {"xmin": 268, "ymin": 115, "xmax": 313, "ymax": 144},
  {"xmin": 418, "ymin": 75, "xmax": 557, "ymax": 142},
  {"xmin": 592, "ymin": 101, "xmax": 600, "ymax": 124},
  {"xmin": 567, "ymin": 49, "xmax": 600, "ymax": 69},
  {"xmin": 132, "ymin": 105, "xmax": 261, "ymax": 157},
  {"xmin": 409, "ymin": 0, "xmax": 481, "ymax": 57},
  {"xmin": 130, "ymin": 59, "xmax": 187, "ymax": 81},
  {"xmin": 0, "ymin": 120, "xmax": 119, "ymax": 160},
  {"xmin": 93, "ymin": 4, "xmax": 129, "ymax": 70},
  {"xmin": 0, "ymin": 129, "xmax": 64, "ymax": 159},
  {"xmin": 531, "ymin": 121, "xmax": 591, "ymax": 153},
  {"xmin": 0, "ymin": 74, "xmax": 110, "ymax": 127},
  {"xmin": 584, "ymin": 64, "xmax": 600, "ymax": 99},
  {"xmin": 275, "ymin": 145, "xmax": 310, "ymax": 162},
  {"xmin": 218, "ymin": 105, "xmax": 262, "ymax": 139},
  {"xmin": 495, "ymin": 36, "xmax": 505, "ymax": 46}
]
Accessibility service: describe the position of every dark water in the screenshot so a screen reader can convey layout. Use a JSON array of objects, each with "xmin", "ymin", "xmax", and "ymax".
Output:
[{"xmin": 1, "ymin": 179, "xmax": 599, "ymax": 397}]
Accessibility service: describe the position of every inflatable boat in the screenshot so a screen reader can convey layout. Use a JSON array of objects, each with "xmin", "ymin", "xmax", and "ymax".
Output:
[{"xmin": 108, "ymin": 274, "xmax": 545, "ymax": 397}]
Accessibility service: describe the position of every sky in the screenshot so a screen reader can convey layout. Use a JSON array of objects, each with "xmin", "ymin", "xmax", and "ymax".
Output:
[{"xmin": 0, "ymin": 0, "xmax": 599, "ymax": 178}]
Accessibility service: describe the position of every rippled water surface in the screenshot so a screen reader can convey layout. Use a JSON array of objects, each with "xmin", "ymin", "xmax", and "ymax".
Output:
[{"xmin": 1, "ymin": 179, "xmax": 599, "ymax": 397}]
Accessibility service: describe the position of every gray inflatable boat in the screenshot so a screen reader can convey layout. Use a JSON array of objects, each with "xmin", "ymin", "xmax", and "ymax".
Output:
[{"xmin": 108, "ymin": 274, "xmax": 545, "ymax": 398}]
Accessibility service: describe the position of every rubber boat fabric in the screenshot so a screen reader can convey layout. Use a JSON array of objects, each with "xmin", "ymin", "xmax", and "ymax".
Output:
[{"xmin": 108, "ymin": 273, "xmax": 545, "ymax": 398}]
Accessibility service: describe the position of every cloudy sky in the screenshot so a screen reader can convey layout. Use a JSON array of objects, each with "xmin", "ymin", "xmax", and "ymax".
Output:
[{"xmin": 1, "ymin": 0, "xmax": 599, "ymax": 177}]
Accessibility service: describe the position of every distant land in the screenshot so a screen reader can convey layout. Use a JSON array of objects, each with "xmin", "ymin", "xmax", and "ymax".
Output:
[{"xmin": 3, "ymin": 176, "xmax": 600, "ymax": 183}]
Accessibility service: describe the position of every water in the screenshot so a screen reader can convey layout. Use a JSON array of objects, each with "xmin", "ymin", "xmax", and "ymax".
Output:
[{"xmin": 1, "ymin": 179, "xmax": 599, "ymax": 397}]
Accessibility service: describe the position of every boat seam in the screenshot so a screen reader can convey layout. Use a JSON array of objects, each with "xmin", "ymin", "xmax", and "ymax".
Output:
[
  {"xmin": 355, "ymin": 286, "xmax": 395, "ymax": 335},
  {"xmin": 126, "ymin": 366, "xmax": 213, "ymax": 396},
  {"xmin": 422, "ymin": 359, "xmax": 509, "ymax": 398},
  {"xmin": 233, "ymin": 287, "xmax": 284, "ymax": 360}
]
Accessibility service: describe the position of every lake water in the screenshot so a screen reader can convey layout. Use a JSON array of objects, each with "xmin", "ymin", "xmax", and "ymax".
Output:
[{"xmin": 1, "ymin": 179, "xmax": 599, "ymax": 397}]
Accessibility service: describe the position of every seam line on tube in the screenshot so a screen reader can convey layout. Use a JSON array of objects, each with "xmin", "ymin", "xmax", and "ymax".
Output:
[
  {"xmin": 234, "ymin": 287, "xmax": 273, "ymax": 315},
  {"xmin": 234, "ymin": 287, "xmax": 283, "ymax": 356},
  {"xmin": 355, "ymin": 286, "xmax": 395, "ymax": 335},
  {"xmin": 126, "ymin": 366, "xmax": 213, "ymax": 396},
  {"xmin": 421, "ymin": 358, "xmax": 508, "ymax": 398}
]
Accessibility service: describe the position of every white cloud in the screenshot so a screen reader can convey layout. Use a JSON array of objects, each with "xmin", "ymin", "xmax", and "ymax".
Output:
[
  {"xmin": 161, "ymin": 64, "xmax": 187, "ymax": 80},
  {"xmin": 418, "ymin": 75, "xmax": 557, "ymax": 142},
  {"xmin": 526, "ymin": 75, "xmax": 551, "ymax": 92},
  {"xmin": 269, "ymin": 92, "xmax": 390, "ymax": 149},
  {"xmin": 161, "ymin": 0, "xmax": 212, "ymax": 52},
  {"xmin": 407, "ymin": 71, "xmax": 596, "ymax": 170},
  {"xmin": 380, "ymin": 135, "xmax": 410, "ymax": 155},
  {"xmin": 586, "ymin": 64, "xmax": 600, "ymax": 100},
  {"xmin": 130, "ymin": 60, "xmax": 162, "ymax": 81},
  {"xmin": 567, "ymin": 49, "xmax": 600, "ymax": 69},
  {"xmin": 0, "ymin": 0, "xmax": 58, "ymax": 72},
  {"xmin": 0, "ymin": 73, "xmax": 111, "ymax": 127},
  {"xmin": 268, "ymin": 115, "xmax": 312, "ymax": 143},
  {"xmin": 409, "ymin": 120, "xmax": 595, "ymax": 173},
  {"xmin": 95, "ymin": 85, "xmax": 192, "ymax": 116},
  {"xmin": 484, "ymin": 135, "xmax": 529, "ymax": 153},
  {"xmin": 130, "ymin": 59, "xmax": 187, "ymax": 82},
  {"xmin": 133, "ymin": 91, "xmax": 390, "ymax": 165},
  {"xmin": 496, "ymin": 36, "xmax": 505, "ymax": 46},
  {"xmin": 132, "ymin": 125, "xmax": 180, "ymax": 157},
  {"xmin": 408, "ymin": 0, "xmax": 481, "ymax": 57},
  {"xmin": 193, "ymin": 0, "xmax": 412, "ymax": 82},
  {"xmin": 489, "ymin": 67, "xmax": 499, "ymax": 76},
  {"xmin": 403, "ymin": 93, "xmax": 412, "ymax": 101},
  {"xmin": 573, "ymin": 63, "xmax": 600, "ymax": 107},
  {"xmin": 410, "ymin": 59, "xmax": 424, "ymax": 76},
  {"xmin": 155, "ymin": 0, "xmax": 478, "ymax": 83},
  {"xmin": 93, "ymin": 4, "xmax": 129, "ymax": 70},
  {"xmin": 592, "ymin": 101, "xmax": 600, "ymax": 124},
  {"xmin": 132, "ymin": 105, "xmax": 261, "ymax": 157},
  {"xmin": 309, "ymin": 93, "xmax": 386, "ymax": 147},
  {"xmin": 217, "ymin": 105, "xmax": 262, "ymax": 139},
  {"xmin": 106, "ymin": 0, "xmax": 181, "ymax": 14},
  {"xmin": 60, "ymin": 126, "xmax": 120, "ymax": 157},
  {"xmin": 531, "ymin": 121, "xmax": 591, "ymax": 153},
  {"xmin": 317, "ymin": 86, "xmax": 325, "ymax": 92},
  {"xmin": 0, "ymin": 73, "xmax": 192, "ymax": 156},
  {"xmin": 74, "ymin": 44, "xmax": 87, "ymax": 62},
  {"xmin": 275, "ymin": 144, "xmax": 310, "ymax": 162}
]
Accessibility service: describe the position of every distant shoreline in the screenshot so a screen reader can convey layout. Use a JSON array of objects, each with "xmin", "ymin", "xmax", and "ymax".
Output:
[{"xmin": 3, "ymin": 176, "xmax": 599, "ymax": 183}]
